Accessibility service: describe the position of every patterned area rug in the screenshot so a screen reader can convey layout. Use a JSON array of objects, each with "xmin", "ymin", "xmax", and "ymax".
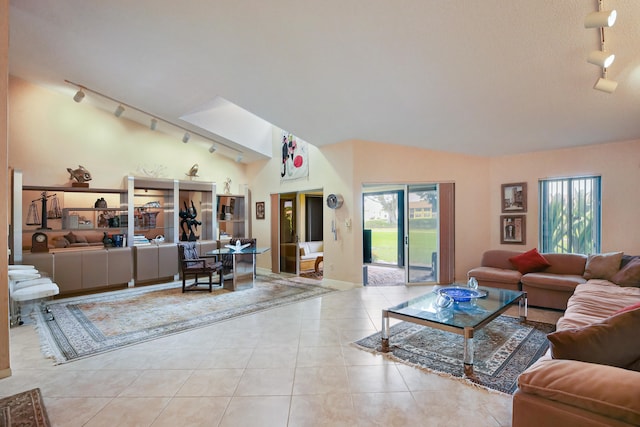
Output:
[
  {"xmin": 353, "ymin": 315, "xmax": 554, "ymax": 394},
  {"xmin": 0, "ymin": 388, "xmax": 51, "ymax": 427},
  {"xmin": 34, "ymin": 275, "xmax": 335, "ymax": 364}
]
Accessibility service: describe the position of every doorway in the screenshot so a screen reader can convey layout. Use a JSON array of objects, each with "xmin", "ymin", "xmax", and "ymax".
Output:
[{"xmin": 271, "ymin": 190, "xmax": 324, "ymax": 275}]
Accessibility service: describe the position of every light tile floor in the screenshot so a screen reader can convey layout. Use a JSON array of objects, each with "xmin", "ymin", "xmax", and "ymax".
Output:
[{"xmin": 2, "ymin": 278, "xmax": 562, "ymax": 427}]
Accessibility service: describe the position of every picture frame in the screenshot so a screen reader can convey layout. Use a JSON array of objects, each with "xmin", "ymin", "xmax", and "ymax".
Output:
[
  {"xmin": 501, "ymin": 182, "xmax": 527, "ymax": 213},
  {"xmin": 256, "ymin": 201, "xmax": 265, "ymax": 220},
  {"xmin": 500, "ymin": 215, "xmax": 526, "ymax": 244}
]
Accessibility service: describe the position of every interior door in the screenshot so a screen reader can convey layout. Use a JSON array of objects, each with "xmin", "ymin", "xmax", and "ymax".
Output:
[{"xmin": 279, "ymin": 193, "xmax": 297, "ymax": 273}]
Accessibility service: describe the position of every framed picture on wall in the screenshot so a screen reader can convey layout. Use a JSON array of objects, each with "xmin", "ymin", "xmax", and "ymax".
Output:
[
  {"xmin": 501, "ymin": 182, "xmax": 527, "ymax": 213},
  {"xmin": 256, "ymin": 201, "xmax": 265, "ymax": 220},
  {"xmin": 500, "ymin": 215, "xmax": 526, "ymax": 244}
]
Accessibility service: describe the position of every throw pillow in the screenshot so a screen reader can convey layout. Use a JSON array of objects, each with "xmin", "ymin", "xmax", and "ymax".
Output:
[
  {"xmin": 614, "ymin": 302, "xmax": 640, "ymax": 315},
  {"xmin": 508, "ymin": 248, "xmax": 551, "ymax": 274},
  {"xmin": 64, "ymin": 232, "xmax": 77, "ymax": 244},
  {"xmin": 548, "ymin": 308, "xmax": 640, "ymax": 371},
  {"xmin": 583, "ymin": 251, "xmax": 624, "ymax": 281},
  {"xmin": 52, "ymin": 237, "xmax": 69, "ymax": 248},
  {"xmin": 611, "ymin": 257, "xmax": 640, "ymax": 287}
]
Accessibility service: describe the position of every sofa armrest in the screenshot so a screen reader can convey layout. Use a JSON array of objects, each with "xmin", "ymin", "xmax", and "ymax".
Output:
[{"xmin": 518, "ymin": 358, "xmax": 640, "ymax": 426}]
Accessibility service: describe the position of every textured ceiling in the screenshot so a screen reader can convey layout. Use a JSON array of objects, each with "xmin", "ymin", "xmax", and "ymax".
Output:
[{"xmin": 8, "ymin": 0, "xmax": 640, "ymax": 162}]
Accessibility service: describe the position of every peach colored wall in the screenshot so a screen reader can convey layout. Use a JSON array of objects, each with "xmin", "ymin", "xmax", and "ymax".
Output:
[
  {"xmin": 8, "ymin": 77, "xmax": 246, "ymax": 189},
  {"xmin": 350, "ymin": 140, "xmax": 492, "ymax": 281},
  {"xmin": 489, "ymin": 139, "xmax": 640, "ymax": 255}
]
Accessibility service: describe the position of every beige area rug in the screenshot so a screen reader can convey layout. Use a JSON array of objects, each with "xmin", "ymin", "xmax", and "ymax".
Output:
[
  {"xmin": 34, "ymin": 274, "xmax": 335, "ymax": 364},
  {"xmin": 0, "ymin": 388, "xmax": 51, "ymax": 427}
]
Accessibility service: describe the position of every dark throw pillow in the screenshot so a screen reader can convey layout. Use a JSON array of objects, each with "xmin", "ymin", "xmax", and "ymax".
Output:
[
  {"xmin": 508, "ymin": 248, "xmax": 551, "ymax": 274},
  {"xmin": 548, "ymin": 308, "xmax": 640, "ymax": 371},
  {"xmin": 611, "ymin": 257, "xmax": 640, "ymax": 287}
]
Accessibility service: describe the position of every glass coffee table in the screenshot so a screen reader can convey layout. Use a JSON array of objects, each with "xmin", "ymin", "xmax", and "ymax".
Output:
[{"xmin": 381, "ymin": 285, "xmax": 527, "ymax": 375}]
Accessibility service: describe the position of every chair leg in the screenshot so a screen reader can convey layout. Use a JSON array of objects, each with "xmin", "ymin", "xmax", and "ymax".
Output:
[
  {"xmin": 208, "ymin": 272, "xmax": 213, "ymax": 292},
  {"xmin": 182, "ymin": 276, "xmax": 187, "ymax": 293}
]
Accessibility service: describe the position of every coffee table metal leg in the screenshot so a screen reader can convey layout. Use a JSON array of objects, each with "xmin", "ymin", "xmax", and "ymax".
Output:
[
  {"xmin": 519, "ymin": 292, "xmax": 528, "ymax": 321},
  {"xmin": 463, "ymin": 327, "xmax": 474, "ymax": 376},
  {"xmin": 381, "ymin": 310, "xmax": 390, "ymax": 352}
]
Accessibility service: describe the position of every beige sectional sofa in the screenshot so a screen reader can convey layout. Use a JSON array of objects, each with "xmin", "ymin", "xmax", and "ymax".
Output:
[
  {"xmin": 513, "ymin": 280, "xmax": 640, "ymax": 426},
  {"xmin": 468, "ymin": 249, "xmax": 640, "ymax": 425},
  {"xmin": 299, "ymin": 241, "xmax": 323, "ymax": 272}
]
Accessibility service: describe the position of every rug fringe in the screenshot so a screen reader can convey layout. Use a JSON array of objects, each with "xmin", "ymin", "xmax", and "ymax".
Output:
[{"xmin": 350, "ymin": 342, "xmax": 509, "ymax": 396}]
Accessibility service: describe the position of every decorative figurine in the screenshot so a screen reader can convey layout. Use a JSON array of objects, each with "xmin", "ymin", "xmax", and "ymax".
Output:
[
  {"xmin": 180, "ymin": 200, "xmax": 201, "ymax": 241},
  {"xmin": 66, "ymin": 165, "xmax": 92, "ymax": 184},
  {"xmin": 186, "ymin": 164, "xmax": 199, "ymax": 179},
  {"xmin": 224, "ymin": 178, "xmax": 232, "ymax": 195}
]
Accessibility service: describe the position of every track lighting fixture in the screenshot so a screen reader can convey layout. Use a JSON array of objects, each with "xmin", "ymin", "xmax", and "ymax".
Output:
[
  {"xmin": 65, "ymin": 79, "xmax": 244, "ymax": 158},
  {"xmin": 585, "ymin": 1, "xmax": 617, "ymax": 94},
  {"xmin": 584, "ymin": 9, "xmax": 616, "ymax": 28},
  {"xmin": 594, "ymin": 76, "xmax": 618, "ymax": 93},
  {"xmin": 73, "ymin": 89, "xmax": 85, "ymax": 103},
  {"xmin": 587, "ymin": 50, "xmax": 615, "ymax": 68}
]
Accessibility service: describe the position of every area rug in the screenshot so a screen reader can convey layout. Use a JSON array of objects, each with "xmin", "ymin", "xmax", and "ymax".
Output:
[
  {"xmin": 353, "ymin": 315, "xmax": 554, "ymax": 394},
  {"xmin": 0, "ymin": 388, "xmax": 51, "ymax": 427},
  {"xmin": 34, "ymin": 275, "xmax": 335, "ymax": 364}
]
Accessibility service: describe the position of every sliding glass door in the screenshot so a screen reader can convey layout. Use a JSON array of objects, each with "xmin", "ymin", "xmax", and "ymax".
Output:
[
  {"xmin": 363, "ymin": 183, "xmax": 446, "ymax": 284},
  {"xmin": 407, "ymin": 184, "xmax": 438, "ymax": 283}
]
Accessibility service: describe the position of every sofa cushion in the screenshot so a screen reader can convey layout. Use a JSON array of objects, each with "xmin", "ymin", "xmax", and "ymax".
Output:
[
  {"xmin": 517, "ymin": 358, "xmax": 640, "ymax": 426},
  {"xmin": 583, "ymin": 251, "xmax": 624, "ymax": 281},
  {"xmin": 467, "ymin": 266, "xmax": 522, "ymax": 285},
  {"xmin": 611, "ymin": 257, "xmax": 640, "ymax": 287},
  {"xmin": 548, "ymin": 308, "xmax": 640, "ymax": 371},
  {"xmin": 64, "ymin": 231, "xmax": 78, "ymax": 244},
  {"xmin": 508, "ymin": 248, "xmax": 551, "ymax": 274},
  {"xmin": 479, "ymin": 249, "xmax": 523, "ymax": 270},
  {"xmin": 520, "ymin": 273, "xmax": 586, "ymax": 292},
  {"xmin": 540, "ymin": 253, "xmax": 587, "ymax": 275},
  {"xmin": 52, "ymin": 236, "xmax": 70, "ymax": 248}
]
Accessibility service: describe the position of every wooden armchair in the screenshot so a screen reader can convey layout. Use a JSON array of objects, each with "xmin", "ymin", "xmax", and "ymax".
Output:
[{"xmin": 178, "ymin": 242, "xmax": 223, "ymax": 292}]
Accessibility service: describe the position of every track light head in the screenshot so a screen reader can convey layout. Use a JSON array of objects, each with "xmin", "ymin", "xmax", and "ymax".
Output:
[
  {"xmin": 114, "ymin": 104, "xmax": 125, "ymax": 117},
  {"xmin": 73, "ymin": 89, "xmax": 85, "ymax": 103},
  {"xmin": 236, "ymin": 154, "xmax": 243, "ymax": 163},
  {"xmin": 182, "ymin": 132, "xmax": 190, "ymax": 143},
  {"xmin": 208, "ymin": 144, "xmax": 217, "ymax": 153},
  {"xmin": 584, "ymin": 9, "xmax": 616, "ymax": 28},
  {"xmin": 587, "ymin": 50, "xmax": 615, "ymax": 68},
  {"xmin": 593, "ymin": 77, "xmax": 617, "ymax": 93},
  {"xmin": 150, "ymin": 118, "xmax": 158, "ymax": 130}
]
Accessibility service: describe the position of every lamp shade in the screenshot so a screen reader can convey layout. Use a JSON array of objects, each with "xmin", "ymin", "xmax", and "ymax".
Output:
[
  {"xmin": 593, "ymin": 77, "xmax": 617, "ymax": 93},
  {"xmin": 587, "ymin": 50, "xmax": 615, "ymax": 68},
  {"xmin": 584, "ymin": 10, "xmax": 616, "ymax": 28}
]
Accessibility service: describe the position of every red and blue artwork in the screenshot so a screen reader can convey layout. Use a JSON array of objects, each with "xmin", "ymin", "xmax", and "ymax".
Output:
[{"xmin": 280, "ymin": 132, "xmax": 309, "ymax": 181}]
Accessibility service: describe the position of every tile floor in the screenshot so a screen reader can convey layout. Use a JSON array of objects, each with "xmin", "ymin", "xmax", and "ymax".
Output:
[{"xmin": 1, "ymin": 277, "xmax": 562, "ymax": 427}]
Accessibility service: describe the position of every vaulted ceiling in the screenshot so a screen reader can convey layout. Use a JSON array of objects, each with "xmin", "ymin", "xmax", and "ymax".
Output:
[{"xmin": 9, "ymin": 1, "xmax": 640, "ymax": 162}]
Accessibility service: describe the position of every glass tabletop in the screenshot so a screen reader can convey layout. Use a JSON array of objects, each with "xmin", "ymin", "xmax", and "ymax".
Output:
[
  {"xmin": 206, "ymin": 247, "xmax": 271, "ymax": 255},
  {"xmin": 385, "ymin": 285, "xmax": 524, "ymax": 329}
]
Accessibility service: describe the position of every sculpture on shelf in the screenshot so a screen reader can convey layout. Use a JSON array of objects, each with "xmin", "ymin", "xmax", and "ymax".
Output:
[
  {"xmin": 224, "ymin": 178, "xmax": 232, "ymax": 195},
  {"xmin": 31, "ymin": 192, "xmax": 54, "ymax": 230},
  {"xmin": 66, "ymin": 165, "xmax": 92, "ymax": 186},
  {"xmin": 186, "ymin": 164, "xmax": 199, "ymax": 179},
  {"xmin": 180, "ymin": 200, "xmax": 201, "ymax": 241}
]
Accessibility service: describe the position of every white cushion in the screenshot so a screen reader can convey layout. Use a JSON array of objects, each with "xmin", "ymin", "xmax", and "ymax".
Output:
[
  {"xmin": 8, "ymin": 271, "xmax": 40, "ymax": 280},
  {"xmin": 8, "ymin": 265, "xmax": 35, "ymax": 270},
  {"xmin": 11, "ymin": 283, "xmax": 59, "ymax": 301},
  {"xmin": 12, "ymin": 277, "xmax": 54, "ymax": 291}
]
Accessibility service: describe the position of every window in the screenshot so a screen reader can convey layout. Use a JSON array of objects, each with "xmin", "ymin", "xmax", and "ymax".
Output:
[{"xmin": 539, "ymin": 176, "xmax": 601, "ymax": 254}]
